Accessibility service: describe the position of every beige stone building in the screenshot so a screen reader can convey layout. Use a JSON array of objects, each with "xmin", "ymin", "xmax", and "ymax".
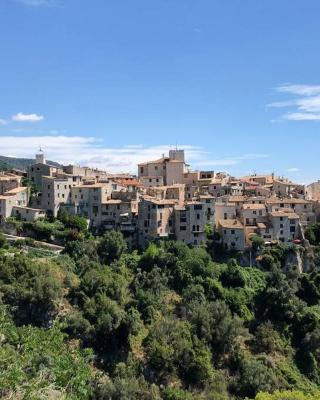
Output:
[
  {"xmin": 12, "ymin": 206, "xmax": 46, "ymax": 222},
  {"xmin": 175, "ymin": 201, "xmax": 207, "ymax": 245},
  {"xmin": 266, "ymin": 198, "xmax": 315, "ymax": 226},
  {"xmin": 27, "ymin": 151, "xmax": 62, "ymax": 188},
  {"xmin": 214, "ymin": 202, "xmax": 236, "ymax": 225},
  {"xmin": 0, "ymin": 174, "xmax": 22, "ymax": 195},
  {"xmin": 138, "ymin": 196, "xmax": 178, "ymax": 246},
  {"xmin": 272, "ymin": 179, "xmax": 305, "ymax": 198},
  {"xmin": 306, "ymin": 181, "xmax": 320, "ymax": 201},
  {"xmin": 269, "ymin": 210, "xmax": 301, "ymax": 242},
  {"xmin": 242, "ymin": 204, "xmax": 267, "ymax": 226},
  {"xmin": 138, "ymin": 149, "xmax": 187, "ymax": 186},
  {"xmin": 41, "ymin": 175, "xmax": 83, "ymax": 217},
  {"xmin": 218, "ymin": 219, "xmax": 245, "ymax": 251},
  {"xmin": 0, "ymin": 187, "xmax": 28, "ymax": 220}
]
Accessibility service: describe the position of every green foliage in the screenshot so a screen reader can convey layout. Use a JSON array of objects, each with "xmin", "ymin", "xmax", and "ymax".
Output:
[
  {"xmin": 0, "ymin": 305, "xmax": 94, "ymax": 399},
  {"xmin": 58, "ymin": 208, "xmax": 88, "ymax": 232},
  {"xmin": 0, "ymin": 232, "xmax": 8, "ymax": 249},
  {"xmin": 251, "ymin": 234, "xmax": 265, "ymax": 252},
  {"xmin": 0, "ymin": 233, "xmax": 319, "ymax": 399},
  {"xmin": 97, "ymin": 230, "xmax": 127, "ymax": 264},
  {"xmin": 21, "ymin": 176, "xmax": 38, "ymax": 196},
  {"xmin": 254, "ymin": 390, "xmax": 320, "ymax": 400},
  {"xmin": 305, "ymin": 223, "xmax": 320, "ymax": 245}
]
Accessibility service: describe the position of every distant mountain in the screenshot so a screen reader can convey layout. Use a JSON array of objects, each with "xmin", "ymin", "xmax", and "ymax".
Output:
[{"xmin": 0, "ymin": 155, "xmax": 61, "ymax": 172}]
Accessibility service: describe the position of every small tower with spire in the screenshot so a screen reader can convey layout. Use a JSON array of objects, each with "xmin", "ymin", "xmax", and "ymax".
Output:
[{"xmin": 35, "ymin": 147, "xmax": 46, "ymax": 165}]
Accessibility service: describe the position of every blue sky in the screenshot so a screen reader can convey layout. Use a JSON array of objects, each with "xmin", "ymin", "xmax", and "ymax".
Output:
[{"xmin": 0, "ymin": 0, "xmax": 319, "ymax": 182}]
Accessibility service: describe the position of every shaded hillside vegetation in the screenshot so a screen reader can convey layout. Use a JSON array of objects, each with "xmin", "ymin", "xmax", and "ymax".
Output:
[
  {"xmin": 0, "ymin": 227, "xmax": 320, "ymax": 399},
  {"xmin": 0, "ymin": 155, "xmax": 61, "ymax": 171}
]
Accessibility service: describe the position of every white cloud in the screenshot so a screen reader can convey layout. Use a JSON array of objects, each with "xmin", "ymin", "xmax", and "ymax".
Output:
[
  {"xmin": 0, "ymin": 119, "xmax": 8, "ymax": 125},
  {"xmin": 0, "ymin": 135, "xmax": 269, "ymax": 174},
  {"xmin": 268, "ymin": 84, "xmax": 320, "ymax": 121},
  {"xmin": 276, "ymin": 84, "xmax": 320, "ymax": 96},
  {"xmin": 283, "ymin": 113, "xmax": 320, "ymax": 121},
  {"xmin": 195, "ymin": 153, "xmax": 269, "ymax": 168},
  {"xmin": 286, "ymin": 167, "xmax": 299, "ymax": 172},
  {"xmin": 12, "ymin": 112, "xmax": 44, "ymax": 122}
]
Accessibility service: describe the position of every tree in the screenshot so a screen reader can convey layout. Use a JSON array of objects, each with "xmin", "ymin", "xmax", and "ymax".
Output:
[
  {"xmin": 255, "ymin": 390, "xmax": 320, "ymax": 400},
  {"xmin": 251, "ymin": 235, "xmax": 265, "ymax": 252},
  {"xmin": 305, "ymin": 223, "xmax": 320, "ymax": 245},
  {"xmin": 97, "ymin": 230, "xmax": 127, "ymax": 264},
  {"xmin": 0, "ymin": 305, "xmax": 94, "ymax": 399},
  {"xmin": 186, "ymin": 300, "xmax": 248, "ymax": 356},
  {"xmin": 0, "ymin": 233, "xmax": 8, "ymax": 249}
]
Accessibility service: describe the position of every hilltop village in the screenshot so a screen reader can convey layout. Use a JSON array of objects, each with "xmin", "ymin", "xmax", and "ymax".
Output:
[{"xmin": 0, "ymin": 148, "xmax": 319, "ymax": 250}]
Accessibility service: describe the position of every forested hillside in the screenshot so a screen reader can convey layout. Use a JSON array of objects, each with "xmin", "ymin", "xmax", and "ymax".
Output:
[
  {"xmin": 1, "ymin": 221, "xmax": 320, "ymax": 399},
  {"xmin": 0, "ymin": 155, "xmax": 61, "ymax": 171}
]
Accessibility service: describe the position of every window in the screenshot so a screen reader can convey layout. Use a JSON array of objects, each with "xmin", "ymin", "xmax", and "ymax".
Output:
[
  {"xmin": 280, "ymin": 217, "xmax": 283, "ymax": 221},
  {"xmin": 290, "ymin": 226, "xmax": 296, "ymax": 233},
  {"xmin": 180, "ymin": 226, "xmax": 186, "ymax": 231},
  {"xmin": 197, "ymin": 213, "xmax": 200, "ymax": 219},
  {"xmin": 280, "ymin": 224, "xmax": 283, "ymax": 228},
  {"xmin": 231, "ymin": 230, "xmax": 235, "ymax": 234},
  {"xmin": 155, "ymin": 166, "xmax": 158, "ymax": 170},
  {"xmin": 224, "ymin": 213, "xmax": 227, "ymax": 220},
  {"xmin": 140, "ymin": 167, "xmax": 144, "ymax": 174}
]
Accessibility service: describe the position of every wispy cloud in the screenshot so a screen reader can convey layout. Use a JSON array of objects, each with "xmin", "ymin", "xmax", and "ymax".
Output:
[
  {"xmin": 12, "ymin": 112, "xmax": 44, "ymax": 122},
  {"xmin": 268, "ymin": 84, "xmax": 320, "ymax": 121},
  {"xmin": 15, "ymin": 0, "xmax": 61, "ymax": 7},
  {"xmin": 194, "ymin": 153, "xmax": 270, "ymax": 168},
  {"xmin": 0, "ymin": 135, "xmax": 269, "ymax": 174},
  {"xmin": 0, "ymin": 119, "xmax": 8, "ymax": 126},
  {"xmin": 286, "ymin": 167, "xmax": 299, "ymax": 172},
  {"xmin": 275, "ymin": 84, "xmax": 320, "ymax": 96}
]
